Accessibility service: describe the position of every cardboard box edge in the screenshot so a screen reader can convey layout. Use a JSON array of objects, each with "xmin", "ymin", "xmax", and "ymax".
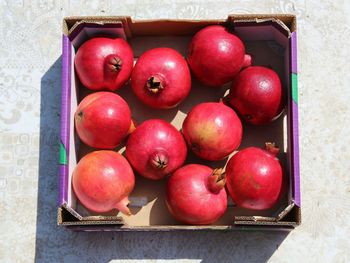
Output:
[{"xmin": 59, "ymin": 14, "xmax": 300, "ymax": 230}]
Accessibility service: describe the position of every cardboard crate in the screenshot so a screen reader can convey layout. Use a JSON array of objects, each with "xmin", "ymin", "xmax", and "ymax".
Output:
[{"xmin": 58, "ymin": 15, "xmax": 301, "ymax": 231}]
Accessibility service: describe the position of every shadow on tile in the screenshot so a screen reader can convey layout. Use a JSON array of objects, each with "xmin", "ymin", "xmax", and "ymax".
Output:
[{"xmin": 35, "ymin": 56, "xmax": 289, "ymax": 263}]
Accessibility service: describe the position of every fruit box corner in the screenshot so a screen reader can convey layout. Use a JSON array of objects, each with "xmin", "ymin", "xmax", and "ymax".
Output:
[{"xmin": 58, "ymin": 14, "xmax": 301, "ymax": 231}]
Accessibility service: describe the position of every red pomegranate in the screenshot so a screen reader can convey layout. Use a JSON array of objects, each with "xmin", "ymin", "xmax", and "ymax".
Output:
[
  {"xmin": 72, "ymin": 150, "xmax": 135, "ymax": 215},
  {"xmin": 75, "ymin": 92, "xmax": 131, "ymax": 149},
  {"xmin": 131, "ymin": 48, "xmax": 191, "ymax": 109},
  {"xmin": 187, "ymin": 25, "xmax": 250, "ymax": 87},
  {"xmin": 225, "ymin": 143, "xmax": 283, "ymax": 210},
  {"xmin": 182, "ymin": 102, "xmax": 242, "ymax": 161},
  {"xmin": 166, "ymin": 164, "xmax": 227, "ymax": 225},
  {"xmin": 75, "ymin": 37, "xmax": 133, "ymax": 91},
  {"xmin": 229, "ymin": 66, "xmax": 283, "ymax": 125},
  {"xmin": 125, "ymin": 119, "xmax": 187, "ymax": 180}
]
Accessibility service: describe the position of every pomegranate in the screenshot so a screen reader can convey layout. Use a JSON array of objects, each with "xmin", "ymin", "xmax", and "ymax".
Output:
[
  {"xmin": 226, "ymin": 143, "xmax": 283, "ymax": 210},
  {"xmin": 187, "ymin": 25, "xmax": 250, "ymax": 87},
  {"xmin": 166, "ymin": 164, "xmax": 227, "ymax": 225},
  {"xmin": 75, "ymin": 92, "xmax": 131, "ymax": 149},
  {"xmin": 131, "ymin": 48, "xmax": 191, "ymax": 109},
  {"xmin": 75, "ymin": 37, "xmax": 133, "ymax": 91},
  {"xmin": 72, "ymin": 150, "xmax": 135, "ymax": 215},
  {"xmin": 182, "ymin": 102, "xmax": 242, "ymax": 161},
  {"xmin": 229, "ymin": 66, "xmax": 283, "ymax": 125},
  {"xmin": 125, "ymin": 119, "xmax": 187, "ymax": 180}
]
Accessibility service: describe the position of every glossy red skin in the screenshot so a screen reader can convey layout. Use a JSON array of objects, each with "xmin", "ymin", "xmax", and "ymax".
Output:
[
  {"xmin": 72, "ymin": 151, "xmax": 135, "ymax": 213},
  {"xmin": 75, "ymin": 37, "xmax": 133, "ymax": 91},
  {"xmin": 187, "ymin": 25, "xmax": 245, "ymax": 87},
  {"xmin": 75, "ymin": 92, "xmax": 131, "ymax": 149},
  {"xmin": 229, "ymin": 66, "xmax": 283, "ymax": 125},
  {"xmin": 182, "ymin": 102, "xmax": 242, "ymax": 161},
  {"xmin": 125, "ymin": 119, "xmax": 187, "ymax": 180},
  {"xmin": 131, "ymin": 48, "xmax": 191, "ymax": 109},
  {"xmin": 166, "ymin": 164, "xmax": 227, "ymax": 225},
  {"xmin": 226, "ymin": 147, "xmax": 283, "ymax": 210}
]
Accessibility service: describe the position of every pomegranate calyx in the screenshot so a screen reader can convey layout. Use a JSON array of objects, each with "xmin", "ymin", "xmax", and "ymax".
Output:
[
  {"xmin": 219, "ymin": 95, "xmax": 230, "ymax": 106},
  {"xmin": 106, "ymin": 54, "xmax": 123, "ymax": 72},
  {"xmin": 207, "ymin": 168, "xmax": 226, "ymax": 193},
  {"xmin": 75, "ymin": 111, "xmax": 84, "ymax": 123},
  {"xmin": 149, "ymin": 151, "xmax": 168, "ymax": 169},
  {"xmin": 265, "ymin": 142, "xmax": 279, "ymax": 156},
  {"xmin": 127, "ymin": 119, "xmax": 137, "ymax": 135},
  {"xmin": 76, "ymin": 111, "xmax": 83, "ymax": 119},
  {"xmin": 114, "ymin": 196, "xmax": 131, "ymax": 216},
  {"xmin": 242, "ymin": 54, "xmax": 252, "ymax": 69},
  {"xmin": 214, "ymin": 168, "xmax": 226, "ymax": 182},
  {"xmin": 146, "ymin": 75, "xmax": 164, "ymax": 94}
]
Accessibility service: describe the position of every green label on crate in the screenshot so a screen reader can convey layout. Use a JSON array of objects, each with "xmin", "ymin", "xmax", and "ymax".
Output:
[
  {"xmin": 59, "ymin": 142, "xmax": 67, "ymax": 165},
  {"xmin": 292, "ymin": 73, "xmax": 298, "ymax": 104}
]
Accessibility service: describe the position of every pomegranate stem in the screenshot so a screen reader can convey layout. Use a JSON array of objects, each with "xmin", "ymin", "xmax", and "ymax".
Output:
[{"xmin": 265, "ymin": 142, "xmax": 279, "ymax": 156}]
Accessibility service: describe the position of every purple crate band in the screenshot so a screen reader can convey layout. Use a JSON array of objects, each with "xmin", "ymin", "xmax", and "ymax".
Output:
[
  {"xmin": 291, "ymin": 32, "xmax": 297, "ymax": 74},
  {"xmin": 290, "ymin": 31, "xmax": 300, "ymax": 206},
  {"xmin": 292, "ymin": 98, "xmax": 300, "ymax": 206},
  {"xmin": 59, "ymin": 34, "xmax": 72, "ymax": 206}
]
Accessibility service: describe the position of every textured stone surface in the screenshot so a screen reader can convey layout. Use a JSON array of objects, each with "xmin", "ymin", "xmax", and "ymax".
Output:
[{"xmin": 0, "ymin": 0, "xmax": 350, "ymax": 262}]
